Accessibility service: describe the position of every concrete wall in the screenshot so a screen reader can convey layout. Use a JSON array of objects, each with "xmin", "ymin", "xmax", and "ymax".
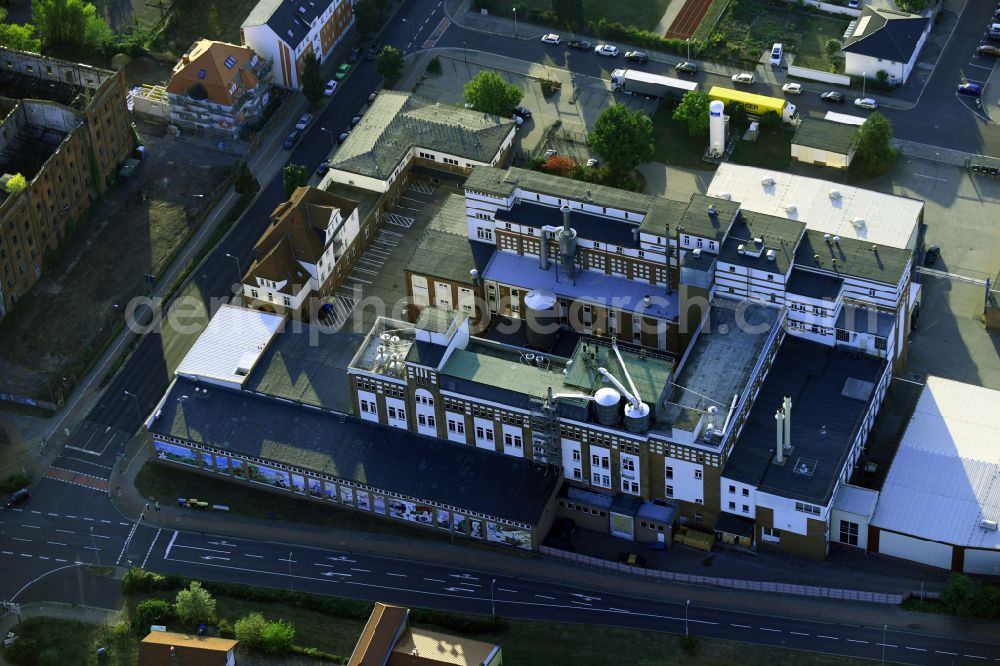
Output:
[
  {"xmin": 877, "ymin": 529, "xmax": 952, "ymax": 569},
  {"xmin": 787, "ymin": 65, "xmax": 852, "ymax": 86}
]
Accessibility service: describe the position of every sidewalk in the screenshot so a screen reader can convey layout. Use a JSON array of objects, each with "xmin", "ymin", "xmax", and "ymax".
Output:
[{"xmin": 110, "ymin": 442, "xmax": 1000, "ymax": 647}]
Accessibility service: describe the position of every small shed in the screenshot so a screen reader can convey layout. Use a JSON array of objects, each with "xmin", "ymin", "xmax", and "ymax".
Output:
[{"xmin": 791, "ymin": 118, "xmax": 858, "ymax": 169}]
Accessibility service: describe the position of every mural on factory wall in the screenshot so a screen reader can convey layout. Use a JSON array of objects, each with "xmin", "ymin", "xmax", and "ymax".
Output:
[
  {"xmin": 470, "ymin": 519, "xmax": 483, "ymax": 539},
  {"xmin": 324, "ymin": 481, "xmax": 338, "ymax": 501},
  {"xmin": 453, "ymin": 512, "xmax": 467, "ymax": 535},
  {"xmin": 389, "ymin": 499, "xmax": 433, "ymax": 524},
  {"xmin": 229, "ymin": 459, "xmax": 243, "ymax": 477},
  {"xmin": 200, "ymin": 452, "xmax": 214, "ymax": 470},
  {"xmin": 437, "ymin": 509, "xmax": 450, "ymax": 529},
  {"xmin": 291, "ymin": 474, "xmax": 305, "ymax": 494},
  {"xmin": 488, "ymin": 522, "xmax": 532, "ymax": 549},
  {"xmin": 247, "ymin": 463, "xmax": 289, "ymax": 489},
  {"xmin": 357, "ymin": 491, "xmax": 370, "ymax": 511},
  {"xmin": 374, "ymin": 495, "xmax": 386, "ymax": 514},
  {"xmin": 154, "ymin": 441, "xmax": 199, "ymax": 467},
  {"xmin": 216, "ymin": 455, "xmax": 231, "ymax": 474},
  {"xmin": 341, "ymin": 486, "xmax": 354, "ymax": 505},
  {"xmin": 309, "ymin": 479, "xmax": 323, "ymax": 499}
]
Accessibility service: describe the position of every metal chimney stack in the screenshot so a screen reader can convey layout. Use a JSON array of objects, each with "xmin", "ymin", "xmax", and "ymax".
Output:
[
  {"xmin": 559, "ymin": 205, "xmax": 577, "ymax": 282},
  {"xmin": 782, "ymin": 396, "xmax": 792, "ymax": 452},
  {"xmin": 775, "ymin": 410, "xmax": 785, "ymax": 464}
]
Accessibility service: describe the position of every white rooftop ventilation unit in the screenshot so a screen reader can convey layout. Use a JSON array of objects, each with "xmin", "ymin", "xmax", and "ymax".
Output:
[
  {"xmin": 719, "ymin": 191, "xmax": 732, "ymax": 200},
  {"xmin": 980, "ymin": 519, "xmax": 999, "ymax": 531},
  {"xmin": 692, "ymin": 248, "xmax": 702, "ymax": 258},
  {"xmin": 737, "ymin": 244, "xmax": 746, "ymax": 254},
  {"xmin": 761, "ymin": 177, "xmax": 775, "ymax": 186},
  {"xmin": 851, "ymin": 217, "xmax": 866, "ymax": 228},
  {"xmin": 766, "ymin": 249, "xmax": 776, "ymax": 261},
  {"xmin": 829, "ymin": 189, "xmax": 842, "ymax": 199},
  {"xmin": 785, "ymin": 204, "xmax": 797, "ymax": 214}
]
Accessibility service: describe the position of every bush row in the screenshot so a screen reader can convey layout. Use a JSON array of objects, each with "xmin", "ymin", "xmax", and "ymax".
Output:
[{"xmin": 0, "ymin": 473, "xmax": 30, "ymax": 495}]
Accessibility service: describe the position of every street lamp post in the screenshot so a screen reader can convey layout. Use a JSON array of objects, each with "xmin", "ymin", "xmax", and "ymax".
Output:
[
  {"xmin": 320, "ymin": 126, "xmax": 335, "ymax": 141},
  {"xmin": 401, "ymin": 18, "xmax": 416, "ymax": 45},
  {"xmin": 490, "ymin": 578, "xmax": 496, "ymax": 620},
  {"xmin": 686, "ymin": 38, "xmax": 690, "ymax": 61},
  {"xmin": 90, "ymin": 526, "xmax": 101, "ymax": 567},
  {"xmin": 288, "ymin": 551, "xmax": 294, "ymax": 592},
  {"xmin": 124, "ymin": 390, "xmax": 141, "ymax": 424},
  {"xmin": 862, "ymin": 71, "xmax": 867, "ymax": 99},
  {"xmin": 881, "ymin": 624, "xmax": 887, "ymax": 665},
  {"xmin": 225, "ymin": 253, "xmax": 241, "ymax": 284},
  {"xmin": 464, "ymin": 41, "xmax": 467, "ymax": 64},
  {"xmin": 684, "ymin": 599, "xmax": 690, "ymax": 638},
  {"xmin": 513, "ymin": 7, "xmax": 518, "ymax": 37}
]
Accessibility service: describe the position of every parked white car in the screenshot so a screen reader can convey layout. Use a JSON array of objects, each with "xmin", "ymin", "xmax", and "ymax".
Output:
[
  {"xmin": 541, "ymin": 33, "xmax": 560, "ymax": 45},
  {"xmin": 732, "ymin": 72, "xmax": 754, "ymax": 84},
  {"xmin": 594, "ymin": 44, "xmax": 620, "ymax": 57},
  {"xmin": 294, "ymin": 113, "xmax": 313, "ymax": 131},
  {"xmin": 854, "ymin": 97, "xmax": 878, "ymax": 110},
  {"xmin": 782, "ymin": 82, "xmax": 802, "ymax": 95},
  {"xmin": 324, "ymin": 80, "xmax": 337, "ymax": 96}
]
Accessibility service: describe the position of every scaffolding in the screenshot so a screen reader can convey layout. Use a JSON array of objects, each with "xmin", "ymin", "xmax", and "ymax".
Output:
[{"xmin": 530, "ymin": 387, "xmax": 561, "ymax": 466}]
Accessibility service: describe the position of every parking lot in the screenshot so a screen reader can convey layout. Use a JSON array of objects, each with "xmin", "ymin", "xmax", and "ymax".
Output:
[{"xmin": 317, "ymin": 174, "xmax": 462, "ymax": 336}]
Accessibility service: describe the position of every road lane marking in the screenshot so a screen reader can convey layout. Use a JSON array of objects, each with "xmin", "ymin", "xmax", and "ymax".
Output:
[
  {"xmin": 20, "ymin": 524, "xmax": 40, "ymax": 529},
  {"xmin": 964, "ymin": 656, "xmax": 986, "ymax": 660},
  {"xmin": 277, "ymin": 558, "xmax": 297, "ymax": 563},
  {"xmin": 55, "ymin": 558, "xmax": 67, "ymax": 563},
  {"xmin": 759, "ymin": 627, "xmax": 781, "ymax": 633},
  {"xmin": 172, "ymin": 544, "xmax": 230, "ymax": 554},
  {"xmin": 497, "ymin": 588, "xmax": 518, "ymax": 593},
  {"xmin": 1, "ymin": 551, "xmax": 12, "ymax": 555},
  {"xmin": 91, "ymin": 534, "xmax": 111, "ymax": 539},
  {"xmin": 47, "ymin": 542, "xmax": 67, "ymax": 546},
  {"xmin": 935, "ymin": 651, "xmax": 957, "ymax": 656},
  {"xmin": 119, "ymin": 522, "xmax": 129, "ymax": 526},
  {"xmin": 66, "ymin": 515, "xmax": 77, "ymax": 519},
  {"xmin": 424, "ymin": 578, "xmax": 445, "ymax": 583},
  {"xmin": 789, "ymin": 632, "xmax": 809, "ymax": 637},
  {"xmin": 56, "ymin": 529, "xmax": 74, "ymax": 534},
  {"xmin": 100, "ymin": 520, "xmax": 111, "ymax": 524},
  {"xmin": 731, "ymin": 624, "xmax": 751, "ymax": 629},
  {"xmin": 142, "ymin": 529, "xmax": 162, "ymax": 569},
  {"xmin": 84, "ymin": 546, "xmax": 101, "ymax": 551},
  {"xmin": 904, "ymin": 647, "xmax": 926, "ymax": 652},
  {"xmin": 386, "ymin": 573, "xmax": 406, "ymax": 577},
  {"xmin": 816, "ymin": 635, "xmax": 838, "ymax": 640},
  {"xmin": 38, "ymin": 556, "xmax": 49, "ymax": 560},
  {"xmin": 164, "ymin": 531, "xmax": 179, "ymax": 559},
  {"xmin": 47, "ymin": 513, "xmax": 59, "ymax": 517},
  {"xmin": 876, "ymin": 643, "xmax": 897, "ymax": 648},
  {"xmin": 19, "ymin": 553, "xmax": 31, "ymax": 558},
  {"xmin": 314, "ymin": 563, "xmax": 335, "ymax": 567},
  {"xmin": 535, "ymin": 594, "xmax": 555, "ymax": 600},
  {"xmin": 245, "ymin": 554, "xmax": 263, "ymax": 559},
  {"xmin": 12, "ymin": 537, "xmax": 31, "ymax": 542},
  {"xmin": 570, "ymin": 601, "xmax": 591, "ymax": 606},
  {"xmin": 83, "ymin": 517, "xmax": 93, "ymax": 521},
  {"xmin": 846, "ymin": 639, "xmax": 868, "ymax": 644},
  {"xmin": 609, "ymin": 608, "xmax": 627, "ymax": 613},
  {"xmin": 351, "ymin": 568, "xmax": 371, "ymax": 573}
]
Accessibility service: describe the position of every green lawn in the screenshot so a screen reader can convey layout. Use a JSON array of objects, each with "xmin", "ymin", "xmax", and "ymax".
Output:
[
  {"xmin": 1, "ymin": 618, "xmax": 138, "ymax": 666},
  {"xmin": 730, "ymin": 128, "xmax": 793, "ymax": 170},
  {"xmin": 150, "ymin": 0, "xmax": 261, "ymax": 56},
  {"xmin": 710, "ymin": 0, "xmax": 849, "ymax": 70},
  {"xmin": 651, "ymin": 103, "xmax": 717, "ymax": 170},
  {"xmin": 481, "ymin": 0, "xmax": 673, "ymax": 33}
]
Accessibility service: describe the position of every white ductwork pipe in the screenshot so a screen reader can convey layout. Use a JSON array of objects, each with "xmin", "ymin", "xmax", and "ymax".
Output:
[
  {"xmin": 782, "ymin": 396, "xmax": 792, "ymax": 451},
  {"xmin": 598, "ymin": 367, "xmax": 641, "ymax": 410},
  {"xmin": 611, "ymin": 340, "xmax": 642, "ymax": 410},
  {"xmin": 538, "ymin": 225, "xmax": 563, "ymax": 270},
  {"xmin": 775, "ymin": 410, "xmax": 785, "ymax": 464}
]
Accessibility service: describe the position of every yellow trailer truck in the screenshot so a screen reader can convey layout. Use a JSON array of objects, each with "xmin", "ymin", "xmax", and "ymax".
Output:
[{"xmin": 708, "ymin": 86, "xmax": 798, "ymax": 123}]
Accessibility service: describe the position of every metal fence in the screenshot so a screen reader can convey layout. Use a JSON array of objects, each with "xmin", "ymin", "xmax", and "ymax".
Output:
[{"xmin": 539, "ymin": 546, "xmax": 904, "ymax": 605}]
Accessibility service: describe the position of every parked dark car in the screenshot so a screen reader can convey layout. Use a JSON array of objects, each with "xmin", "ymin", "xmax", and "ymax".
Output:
[
  {"xmin": 5, "ymin": 488, "xmax": 29, "ymax": 508},
  {"xmin": 977, "ymin": 44, "xmax": 1000, "ymax": 56},
  {"xmin": 820, "ymin": 91, "xmax": 845, "ymax": 104},
  {"xmin": 512, "ymin": 105, "xmax": 532, "ymax": 119},
  {"xmin": 924, "ymin": 245, "xmax": 940, "ymax": 266},
  {"xmin": 624, "ymin": 50, "xmax": 648, "ymax": 63},
  {"xmin": 957, "ymin": 82, "xmax": 982, "ymax": 97},
  {"xmin": 316, "ymin": 160, "xmax": 330, "ymax": 176},
  {"xmin": 348, "ymin": 46, "xmax": 362, "ymax": 63},
  {"xmin": 338, "ymin": 131, "xmax": 350, "ymax": 144},
  {"xmin": 282, "ymin": 129, "xmax": 300, "ymax": 150},
  {"xmin": 367, "ymin": 40, "xmax": 383, "ymax": 60},
  {"xmin": 565, "ymin": 40, "xmax": 593, "ymax": 50},
  {"xmin": 674, "ymin": 61, "xmax": 698, "ymax": 75}
]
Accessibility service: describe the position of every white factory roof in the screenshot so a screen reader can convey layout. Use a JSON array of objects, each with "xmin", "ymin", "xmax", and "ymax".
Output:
[
  {"xmin": 708, "ymin": 163, "xmax": 923, "ymax": 250},
  {"xmin": 872, "ymin": 377, "xmax": 1000, "ymax": 550},
  {"xmin": 175, "ymin": 304, "xmax": 285, "ymax": 388}
]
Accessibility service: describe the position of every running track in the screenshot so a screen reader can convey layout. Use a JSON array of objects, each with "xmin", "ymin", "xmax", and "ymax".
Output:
[{"xmin": 665, "ymin": 0, "xmax": 714, "ymax": 40}]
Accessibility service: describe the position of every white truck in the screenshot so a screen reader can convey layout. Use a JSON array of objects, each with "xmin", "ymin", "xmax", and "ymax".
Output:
[{"xmin": 610, "ymin": 69, "xmax": 698, "ymax": 98}]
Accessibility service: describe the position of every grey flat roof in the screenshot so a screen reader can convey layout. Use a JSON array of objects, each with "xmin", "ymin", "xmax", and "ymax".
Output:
[
  {"xmin": 722, "ymin": 337, "xmax": 886, "ymax": 506},
  {"xmin": 717, "ymin": 212, "xmax": 806, "ymax": 276},
  {"xmin": 835, "ymin": 304, "xmax": 895, "ymax": 338},
  {"xmin": 660, "ymin": 298, "xmax": 781, "ymax": 434},
  {"xmin": 793, "ymin": 118, "xmax": 857, "ymax": 154},
  {"xmin": 243, "ymin": 325, "xmax": 362, "ymax": 413},
  {"xmin": 151, "ymin": 378, "xmax": 559, "ymax": 525},
  {"xmin": 794, "ymin": 229, "xmax": 909, "ymax": 286},
  {"xmin": 786, "ymin": 268, "xmax": 844, "ymax": 301},
  {"xmin": 482, "ymin": 251, "xmax": 679, "ymax": 321},
  {"xmin": 406, "ymin": 229, "xmax": 494, "ymax": 285},
  {"xmin": 498, "ymin": 203, "xmax": 640, "ymax": 249}
]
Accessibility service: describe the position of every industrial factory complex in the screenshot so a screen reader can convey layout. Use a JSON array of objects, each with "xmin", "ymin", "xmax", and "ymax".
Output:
[{"xmin": 141, "ymin": 97, "xmax": 998, "ymax": 575}]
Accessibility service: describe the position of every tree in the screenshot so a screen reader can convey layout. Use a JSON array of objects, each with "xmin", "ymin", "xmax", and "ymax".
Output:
[
  {"xmin": 539, "ymin": 154, "xmax": 576, "ymax": 176},
  {"xmin": 175, "ymin": 580, "xmax": 216, "ymax": 625},
  {"xmin": 301, "ymin": 51, "xmax": 323, "ymax": 104},
  {"xmin": 353, "ymin": 0, "xmax": 381, "ymax": 36},
  {"xmin": 463, "ymin": 70, "xmax": 522, "ymax": 118},
  {"xmin": 376, "ymin": 45, "xmax": 405, "ymax": 87},
  {"xmin": 261, "ymin": 619, "xmax": 296, "ymax": 654},
  {"xmin": 672, "ymin": 90, "xmax": 711, "ymax": 136},
  {"xmin": 852, "ymin": 111, "xmax": 897, "ymax": 175},
  {"xmin": 233, "ymin": 161, "xmax": 257, "ymax": 195},
  {"xmin": 235, "ymin": 612, "xmax": 267, "ymax": 649},
  {"xmin": 282, "ymin": 163, "xmax": 308, "ymax": 198},
  {"xmin": 4, "ymin": 172, "xmax": 26, "ymax": 194},
  {"xmin": 132, "ymin": 599, "xmax": 175, "ymax": 632},
  {"xmin": 0, "ymin": 10, "xmax": 41, "ymax": 52},
  {"xmin": 824, "ymin": 38, "xmax": 841, "ymax": 59},
  {"xmin": 31, "ymin": 0, "xmax": 111, "ymax": 49},
  {"xmin": 875, "ymin": 69, "xmax": 890, "ymax": 86},
  {"xmin": 551, "ymin": 0, "xmax": 584, "ymax": 29},
  {"xmin": 589, "ymin": 104, "xmax": 654, "ymax": 186},
  {"xmin": 942, "ymin": 574, "xmax": 976, "ymax": 616}
]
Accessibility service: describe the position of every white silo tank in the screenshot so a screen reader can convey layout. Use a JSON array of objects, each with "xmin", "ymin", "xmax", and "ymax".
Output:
[
  {"xmin": 623, "ymin": 401, "xmax": 651, "ymax": 433},
  {"xmin": 709, "ymin": 100, "xmax": 725, "ymax": 157},
  {"xmin": 524, "ymin": 288, "xmax": 559, "ymax": 350},
  {"xmin": 594, "ymin": 387, "xmax": 621, "ymax": 426}
]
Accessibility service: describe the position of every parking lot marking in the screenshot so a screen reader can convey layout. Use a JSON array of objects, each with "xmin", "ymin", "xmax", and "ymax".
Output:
[
  {"xmin": 353, "ymin": 266, "xmax": 379, "ymax": 275},
  {"xmin": 387, "ymin": 214, "xmax": 415, "ymax": 228}
]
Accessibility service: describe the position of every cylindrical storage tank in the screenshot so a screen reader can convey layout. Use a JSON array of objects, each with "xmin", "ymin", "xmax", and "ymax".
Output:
[
  {"xmin": 524, "ymin": 288, "xmax": 559, "ymax": 350},
  {"xmin": 559, "ymin": 205, "xmax": 577, "ymax": 281},
  {"xmin": 624, "ymin": 402, "xmax": 651, "ymax": 433},
  {"xmin": 709, "ymin": 100, "xmax": 725, "ymax": 157},
  {"xmin": 594, "ymin": 387, "xmax": 621, "ymax": 426}
]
